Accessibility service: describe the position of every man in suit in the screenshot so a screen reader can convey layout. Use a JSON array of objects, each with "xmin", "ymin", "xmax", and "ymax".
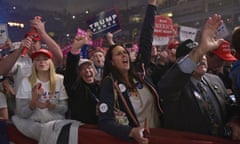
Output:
[{"xmin": 158, "ymin": 38, "xmax": 240, "ymax": 140}]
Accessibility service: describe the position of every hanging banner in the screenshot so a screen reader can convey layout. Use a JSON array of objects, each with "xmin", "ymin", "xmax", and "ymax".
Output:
[
  {"xmin": 0, "ymin": 24, "xmax": 8, "ymax": 44},
  {"xmin": 86, "ymin": 9, "xmax": 121, "ymax": 39},
  {"xmin": 179, "ymin": 26, "xmax": 198, "ymax": 42}
]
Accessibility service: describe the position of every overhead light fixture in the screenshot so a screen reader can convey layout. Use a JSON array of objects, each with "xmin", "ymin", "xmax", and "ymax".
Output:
[
  {"xmin": 8, "ymin": 22, "xmax": 24, "ymax": 28},
  {"xmin": 167, "ymin": 12, "xmax": 173, "ymax": 17},
  {"xmin": 160, "ymin": 12, "xmax": 173, "ymax": 17}
]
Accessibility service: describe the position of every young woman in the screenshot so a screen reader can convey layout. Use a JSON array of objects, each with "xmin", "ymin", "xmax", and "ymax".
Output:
[
  {"xmin": 98, "ymin": 0, "xmax": 163, "ymax": 144},
  {"xmin": 12, "ymin": 48, "xmax": 68, "ymax": 141}
]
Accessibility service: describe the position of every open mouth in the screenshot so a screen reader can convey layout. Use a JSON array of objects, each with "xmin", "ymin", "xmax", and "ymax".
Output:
[
  {"xmin": 86, "ymin": 72, "xmax": 93, "ymax": 78},
  {"xmin": 122, "ymin": 58, "xmax": 128, "ymax": 64}
]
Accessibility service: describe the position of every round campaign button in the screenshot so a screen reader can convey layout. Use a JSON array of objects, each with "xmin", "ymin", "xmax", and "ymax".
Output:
[
  {"xmin": 118, "ymin": 83, "xmax": 127, "ymax": 93},
  {"xmin": 99, "ymin": 103, "xmax": 108, "ymax": 113}
]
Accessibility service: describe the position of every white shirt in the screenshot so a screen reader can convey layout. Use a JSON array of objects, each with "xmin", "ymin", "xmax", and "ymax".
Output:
[
  {"xmin": 11, "ymin": 55, "xmax": 32, "ymax": 92},
  {"xmin": 129, "ymin": 80, "xmax": 160, "ymax": 128},
  {"xmin": 16, "ymin": 74, "xmax": 68, "ymax": 123}
]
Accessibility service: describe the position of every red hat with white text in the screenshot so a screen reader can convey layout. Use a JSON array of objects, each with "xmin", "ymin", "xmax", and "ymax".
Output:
[{"xmin": 211, "ymin": 40, "xmax": 237, "ymax": 61}]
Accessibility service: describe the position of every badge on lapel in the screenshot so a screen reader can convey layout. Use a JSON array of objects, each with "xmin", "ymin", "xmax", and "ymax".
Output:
[
  {"xmin": 118, "ymin": 83, "xmax": 127, "ymax": 93},
  {"xmin": 213, "ymin": 84, "xmax": 221, "ymax": 94},
  {"xmin": 194, "ymin": 90, "xmax": 202, "ymax": 100},
  {"xmin": 99, "ymin": 103, "xmax": 108, "ymax": 113}
]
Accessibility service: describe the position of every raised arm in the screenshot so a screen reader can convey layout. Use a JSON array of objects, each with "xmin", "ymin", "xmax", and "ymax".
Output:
[
  {"xmin": 189, "ymin": 14, "xmax": 223, "ymax": 63},
  {"xmin": 30, "ymin": 18, "xmax": 63, "ymax": 65},
  {"xmin": 63, "ymin": 35, "xmax": 89, "ymax": 95},
  {"xmin": 136, "ymin": 0, "xmax": 157, "ymax": 70}
]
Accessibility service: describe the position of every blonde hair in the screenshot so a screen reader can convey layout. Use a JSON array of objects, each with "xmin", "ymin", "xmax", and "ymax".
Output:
[{"xmin": 29, "ymin": 59, "xmax": 56, "ymax": 95}]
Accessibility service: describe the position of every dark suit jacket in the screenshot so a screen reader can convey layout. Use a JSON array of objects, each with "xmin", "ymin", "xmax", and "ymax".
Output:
[{"xmin": 157, "ymin": 63, "xmax": 231, "ymax": 137}]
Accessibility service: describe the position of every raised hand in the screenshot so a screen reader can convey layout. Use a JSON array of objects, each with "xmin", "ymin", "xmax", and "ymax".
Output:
[
  {"xmin": 71, "ymin": 35, "xmax": 89, "ymax": 54},
  {"xmin": 20, "ymin": 37, "xmax": 32, "ymax": 50},
  {"xmin": 106, "ymin": 32, "xmax": 115, "ymax": 45},
  {"xmin": 189, "ymin": 14, "xmax": 223, "ymax": 63},
  {"xmin": 199, "ymin": 14, "xmax": 223, "ymax": 53},
  {"xmin": 30, "ymin": 16, "xmax": 46, "ymax": 35}
]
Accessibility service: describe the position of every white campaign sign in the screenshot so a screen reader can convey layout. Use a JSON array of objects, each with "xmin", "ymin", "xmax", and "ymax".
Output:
[
  {"xmin": 215, "ymin": 22, "xmax": 229, "ymax": 39},
  {"xmin": 152, "ymin": 36, "xmax": 169, "ymax": 46},
  {"xmin": 179, "ymin": 26, "xmax": 198, "ymax": 42}
]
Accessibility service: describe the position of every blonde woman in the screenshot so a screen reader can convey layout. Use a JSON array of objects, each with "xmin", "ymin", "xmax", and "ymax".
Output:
[{"xmin": 12, "ymin": 48, "xmax": 68, "ymax": 141}]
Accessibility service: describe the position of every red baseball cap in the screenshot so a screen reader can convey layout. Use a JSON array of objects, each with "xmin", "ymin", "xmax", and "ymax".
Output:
[
  {"xmin": 31, "ymin": 48, "xmax": 53, "ymax": 60},
  {"xmin": 211, "ymin": 40, "xmax": 237, "ymax": 61}
]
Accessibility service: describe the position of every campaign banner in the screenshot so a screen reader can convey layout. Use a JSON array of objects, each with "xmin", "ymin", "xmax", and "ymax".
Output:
[
  {"xmin": 0, "ymin": 24, "xmax": 8, "ymax": 44},
  {"xmin": 215, "ymin": 22, "xmax": 229, "ymax": 39},
  {"xmin": 153, "ymin": 16, "xmax": 174, "ymax": 37},
  {"xmin": 86, "ymin": 9, "xmax": 121, "ymax": 39},
  {"xmin": 179, "ymin": 26, "xmax": 198, "ymax": 42}
]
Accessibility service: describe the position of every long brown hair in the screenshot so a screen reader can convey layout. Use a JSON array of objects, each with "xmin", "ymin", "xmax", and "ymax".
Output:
[{"xmin": 102, "ymin": 44, "xmax": 139, "ymax": 91}]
